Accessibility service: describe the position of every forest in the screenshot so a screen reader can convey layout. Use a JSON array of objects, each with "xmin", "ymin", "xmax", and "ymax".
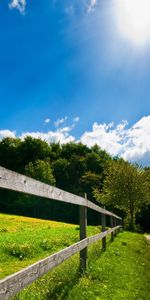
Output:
[{"xmin": 0, "ymin": 136, "xmax": 149, "ymax": 231}]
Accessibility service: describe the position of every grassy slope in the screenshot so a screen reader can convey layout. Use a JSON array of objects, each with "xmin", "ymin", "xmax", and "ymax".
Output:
[
  {"xmin": 0, "ymin": 213, "xmax": 100, "ymax": 278},
  {"xmin": 68, "ymin": 232, "xmax": 150, "ymax": 300},
  {"xmin": 0, "ymin": 214, "xmax": 150, "ymax": 300}
]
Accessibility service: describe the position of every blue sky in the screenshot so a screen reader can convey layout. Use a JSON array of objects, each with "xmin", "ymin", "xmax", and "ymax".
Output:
[{"xmin": 0, "ymin": 0, "xmax": 150, "ymax": 166}]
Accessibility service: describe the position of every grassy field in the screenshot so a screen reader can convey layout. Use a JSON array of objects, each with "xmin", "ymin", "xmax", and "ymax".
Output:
[
  {"xmin": 0, "ymin": 214, "xmax": 150, "ymax": 300},
  {"xmin": 0, "ymin": 213, "xmax": 100, "ymax": 278}
]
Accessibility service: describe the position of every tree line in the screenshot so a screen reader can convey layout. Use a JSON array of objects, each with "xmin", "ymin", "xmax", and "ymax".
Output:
[{"xmin": 0, "ymin": 137, "xmax": 149, "ymax": 231}]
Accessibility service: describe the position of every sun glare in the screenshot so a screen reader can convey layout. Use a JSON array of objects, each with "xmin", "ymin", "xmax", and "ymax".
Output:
[{"xmin": 115, "ymin": 0, "xmax": 150, "ymax": 46}]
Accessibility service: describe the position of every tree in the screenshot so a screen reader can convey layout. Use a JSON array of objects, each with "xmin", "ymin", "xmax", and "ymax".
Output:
[
  {"xmin": 136, "ymin": 167, "xmax": 150, "ymax": 230},
  {"xmin": 23, "ymin": 160, "xmax": 56, "ymax": 219},
  {"xmin": 25, "ymin": 159, "xmax": 56, "ymax": 186},
  {"xmin": 81, "ymin": 171, "xmax": 102, "ymax": 200},
  {"xmin": 142, "ymin": 167, "xmax": 150, "ymax": 204},
  {"xmin": 0, "ymin": 137, "xmax": 21, "ymax": 171},
  {"xmin": 18, "ymin": 137, "xmax": 51, "ymax": 172},
  {"xmin": 49, "ymin": 143, "xmax": 61, "ymax": 161},
  {"xmin": 94, "ymin": 159, "xmax": 144, "ymax": 230},
  {"xmin": 60, "ymin": 142, "xmax": 90, "ymax": 160},
  {"xmin": 52, "ymin": 158, "xmax": 70, "ymax": 190}
]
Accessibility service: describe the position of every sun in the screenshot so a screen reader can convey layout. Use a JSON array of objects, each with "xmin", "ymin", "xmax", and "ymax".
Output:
[{"xmin": 114, "ymin": 0, "xmax": 150, "ymax": 46}]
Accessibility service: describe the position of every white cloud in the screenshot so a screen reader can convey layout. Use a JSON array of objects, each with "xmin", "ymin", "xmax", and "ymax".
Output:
[
  {"xmin": 80, "ymin": 0, "xmax": 97, "ymax": 13},
  {"xmin": 8, "ymin": 0, "xmax": 26, "ymax": 14},
  {"xmin": 59, "ymin": 126, "xmax": 73, "ymax": 133},
  {"xmin": 0, "ymin": 130, "xmax": 16, "ymax": 140},
  {"xmin": 73, "ymin": 116, "xmax": 80, "ymax": 123},
  {"xmin": 44, "ymin": 118, "xmax": 51, "ymax": 124},
  {"xmin": 81, "ymin": 121, "xmax": 122, "ymax": 156},
  {"xmin": 54, "ymin": 116, "xmax": 68, "ymax": 127},
  {"xmin": 87, "ymin": 0, "xmax": 97, "ymax": 13},
  {"xmin": 1, "ymin": 116, "xmax": 150, "ymax": 166},
  {"xmin": 121, "ymin": 116, "xmax": 150, "ymax": 164},
  {"xmin": 81, "ymin": 116, "xmax": 150, "ymax": 166},
  {"xmin": 20, "ymin": 128, "xmax": 75, "ymax": 144}
]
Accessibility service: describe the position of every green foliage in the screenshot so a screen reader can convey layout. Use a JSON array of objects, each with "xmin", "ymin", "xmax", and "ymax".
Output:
[
  {"xmin": 18, "ymin": 137, "xmax": 51, "ymax": 171},
  {"xmin": 94, "ymin": 159, "xmax": 144, "ymax": 230},
  {"xmin": 60, "ymin": 142, "xmax": 90, "ymax": 160},
  {"xmin": 0, "ymin": 137, "xmax": 21, "ymax": 171},
  {"xmin": 0, "ymin": 136, "xmax": 149, "ymax": 230},
  {"xmin": 25, "ymin": 159, "xmax": 56, "ymax": 185},
  {"xmin": 142, "ymin": 167, "xmax": 150, "ymax": 204},
  {"xmin": 49, "ymin": 143, "xmax": 61, "ymax": 161},
  {"xmin": 81, "ymin": 171, "xmax": 102, "ymax": 200},
  {"xmin": 52, "ymin": 158, "xmax": 71, "ymax": 190}
]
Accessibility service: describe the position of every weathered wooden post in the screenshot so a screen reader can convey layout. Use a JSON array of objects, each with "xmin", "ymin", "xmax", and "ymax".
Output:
[
  {"xmin": 110, "ymin": 216, "xmax": 114, "ymax": 242},
  {"xmin": 102, "ymin": 213, "xmax": 106, "ymax": 251},
  {"xmin": 121, "ymin": 218, "xmax": 123, "ymax": 232},
  {"xmin": 117, "ymin": 220, "xmax": 121, "ymax": 234},
  {"xmin": 79, "ymin": 193, "xmax": 87, "ymax": 273},
  {"xmin": 114, "ymin": 217, "xmax": 117, "ymax": 237}
]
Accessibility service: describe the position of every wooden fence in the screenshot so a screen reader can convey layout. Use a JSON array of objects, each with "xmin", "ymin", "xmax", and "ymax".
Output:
[{"xmin": 0, "ymin": 166, "xmax": 122, "ymax": 300}]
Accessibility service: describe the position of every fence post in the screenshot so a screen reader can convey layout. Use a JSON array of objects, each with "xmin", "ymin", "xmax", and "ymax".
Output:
[
  {"xmin": 102, "ymin": 213, "xmax": 106, "ymax": 251},
  {"xmin": 118, "ymin": 219, "xmax": 120, "ymax": 234},
  {"xmin": 110, "ymin": 216, "xmax": 114, "ymax": 242},
  {"xmin": 79, "ymin": 194, "xmax": 87, "ymax": 273},
  {"xmin": 114, "ymin": 217, "xmax": 117, "ymax": 237},
  {"xmin": 121, "ymin": 218, "xmax": 123, "ymax": 232}
]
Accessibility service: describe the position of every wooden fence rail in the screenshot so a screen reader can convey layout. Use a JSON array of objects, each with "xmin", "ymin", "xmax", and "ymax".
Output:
[
  {"xmin": 0, "ymin": 226, "xmax": 121, "ymax": 300},
  {"xmin": 0, "ymin": 166, "xmax": 121, "ymax": 219},
  {"xmin": 0, "ymin": 166, "xmax": 122, "ymax": 299}
]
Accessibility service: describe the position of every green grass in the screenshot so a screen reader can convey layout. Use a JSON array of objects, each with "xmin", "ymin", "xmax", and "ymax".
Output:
[
  {"xmin": 0, "ymin": 213, "xmax": 100, "ymax": 278},
  {"xmin": 67, "ymin": 232, "xmax": 150, "ymax": 300},
  {"xmin": 1, "ymin": 214, "xmax": 150, "ymax": 300}
]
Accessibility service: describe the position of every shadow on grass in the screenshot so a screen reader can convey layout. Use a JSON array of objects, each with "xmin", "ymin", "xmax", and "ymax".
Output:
[
  {"xmin": 45, "ymin": 236, "xmax": 118, "ymax": 300},
  {"xmin": 45, "ymin": 268, "xmax": 81, "ymax": 300}
]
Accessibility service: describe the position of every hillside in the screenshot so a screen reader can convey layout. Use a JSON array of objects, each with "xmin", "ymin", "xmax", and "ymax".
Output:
[
  {"xmin": 0, "ymin": 213, "xmax": 100, "ymax": 279},
  {"xmin": 0, "ymin": 214, "xmax": 150, "ymax": 299}
]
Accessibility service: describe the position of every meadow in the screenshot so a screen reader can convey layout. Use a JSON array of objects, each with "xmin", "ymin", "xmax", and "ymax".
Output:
[
  {"xmin": 0, "ymin": 213, "xmax": 150, "ymax": 300},
  {"xmin": 0, "ymin": 213, "xmax": 100, "ymax": 279}
]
